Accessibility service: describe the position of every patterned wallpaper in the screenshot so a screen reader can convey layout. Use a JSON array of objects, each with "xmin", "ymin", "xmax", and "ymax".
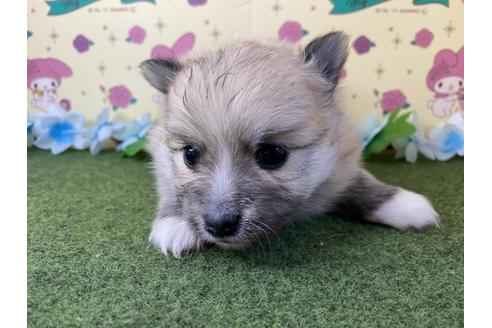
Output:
[{"xmin": 27, "ymin": 0, "xmax": 464, "ymax": 130}]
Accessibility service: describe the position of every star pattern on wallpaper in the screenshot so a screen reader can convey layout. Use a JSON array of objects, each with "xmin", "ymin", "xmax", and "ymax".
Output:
[
  {"xmin": 97, "ymin": 62, "xmax": 107, "ymax": 76},
  {"xmin": 26, "ymin": 0, "xmax": 463, "ymax": 127},
  {"xmin": 391, "ymin": 33, "xmax": 402, "ymax": 49},
  {"xmin": 108, "ymin": 32, "xmax": 118, "ymax": 47},
  {"xmin": 271, "ymin": 1, "xmax": 282, "ymax": 16},
  {"xmin": 155, "ymin": 17, "xmax": 166, "ymax": 34},
  {"xmin": 211, "ymin": 26, "xmax": 221, "ymax": 41},
  {"xmin": 374, "ymin": 64, "xmax": 385, "ymax": 80},
  {"xmin": 48, "ymin": 28, "xmax": 59, "ymax": 44},
  {"xmin": 444, "ymin": 20, "xmax": 456, "ymax": 37}
]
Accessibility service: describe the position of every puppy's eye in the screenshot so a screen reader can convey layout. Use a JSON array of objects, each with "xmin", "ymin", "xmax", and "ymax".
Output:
[
  {"xmin": 255, "ymin": 144, "xmax": 288, "ymax": 170},
  {"xmin": 438, "ymin": 82, "xmax": 443, "ymax": 88},
  {"xmin": 183, "ymin": 146, "xmax": 199, "ymax": 168}
]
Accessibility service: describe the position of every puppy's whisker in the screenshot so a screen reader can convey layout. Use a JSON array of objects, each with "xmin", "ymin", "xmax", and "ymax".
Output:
[
  {"xmin": 246, "ymin": 221, "xmax": 273, "ymax": 252},
  {"xmin": 242, "ymin": 226, "xmax": 265, "ymax": 255},
  {"xmin": 253, "ymin": 219, "xmax": 280, "ymax": 248}
]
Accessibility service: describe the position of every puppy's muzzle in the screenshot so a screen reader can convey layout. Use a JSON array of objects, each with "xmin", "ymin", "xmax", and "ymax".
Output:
[{"xmin": 203, "ymin": 210, "xmax": 241, "ymax": 238}]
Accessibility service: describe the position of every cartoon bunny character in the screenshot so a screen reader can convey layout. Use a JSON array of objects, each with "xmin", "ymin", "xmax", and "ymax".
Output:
[
  {"xmin": 426, "ymin": 47, "xmax": 464, "ymax": 118},
  {"xmin": 27, "ymin": 58, "xmax": 72, "ymax": 113}
]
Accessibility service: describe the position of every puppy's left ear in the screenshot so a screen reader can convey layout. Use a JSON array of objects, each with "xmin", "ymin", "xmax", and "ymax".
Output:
[
  {"xmin": 302, "ymin": 32, "xmax": 349, "ymax": 90},
  {"xmin": 140, "ymin": 59, "xmax": 182, "ymax": 94}
]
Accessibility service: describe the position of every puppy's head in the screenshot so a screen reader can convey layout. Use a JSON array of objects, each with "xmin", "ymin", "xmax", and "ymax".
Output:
[{"xmin": 141, "ymin": 32, "xmax": 349, "ymax": 248}]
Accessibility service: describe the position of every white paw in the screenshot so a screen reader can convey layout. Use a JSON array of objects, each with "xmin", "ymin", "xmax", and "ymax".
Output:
[
  {"xmin": 370, "ymin": 189, "xmax": 439, "ymax": 230},
  {"xmin": 149, "ymin": 217, "xmax": 204, "ymax": 258}
]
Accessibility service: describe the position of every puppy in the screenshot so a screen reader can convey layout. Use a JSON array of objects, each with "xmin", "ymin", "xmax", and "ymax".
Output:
[{"xmin": 140, "ymin": 32, "xmax": 439, "ymax": 257}]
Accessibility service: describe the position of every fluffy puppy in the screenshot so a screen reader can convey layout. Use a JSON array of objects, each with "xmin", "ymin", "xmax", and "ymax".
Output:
[{"xmin": 140, "ymin": 32, "xmax": 438, "ymax": 257}]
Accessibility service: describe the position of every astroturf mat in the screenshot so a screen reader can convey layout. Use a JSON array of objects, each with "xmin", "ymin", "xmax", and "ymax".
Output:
[{"xmin": 27, "ymin": 149, "xmax": 463, "ymax": 327}]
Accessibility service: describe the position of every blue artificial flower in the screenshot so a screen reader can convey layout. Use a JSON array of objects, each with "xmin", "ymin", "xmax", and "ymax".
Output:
[
  {"xmin": 33, "ymin": 112, "xmax": 87, "ymax": 155},
  {"xmin": 28, "ymin": 113, "xmax": 50, "ymax": 147},
  {"xmin": 77, "ymin": 108, "xmax": 121, "ymax": 155},
  {"xmin": 428, "ymin": 113, "xmax": 464, "ymax": 161},
  {"xmin": 391, "ymin": 113, "xmax": 435, "ymax": 163},
  {"xmin": 112, "ymin": 113, "xmax": 151, "ymax": 152},
  {"xmin": 359, "ymin": 113, "xmax": 388, "ymax": 149}
]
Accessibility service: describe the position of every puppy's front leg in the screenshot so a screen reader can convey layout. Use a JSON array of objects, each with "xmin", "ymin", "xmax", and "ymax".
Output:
[
  {"xmin": 149, "ymin": 216, "xmax": 204, "ymax": 257},
  {"xmin": 334, "ymin": 170, "xmax": 439, "ymax": 230}
]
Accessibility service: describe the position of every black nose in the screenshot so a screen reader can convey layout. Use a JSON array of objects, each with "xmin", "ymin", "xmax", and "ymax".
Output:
[{"xmin": 204, "ymin": 211, "xmax": 240, "ymax": 237}]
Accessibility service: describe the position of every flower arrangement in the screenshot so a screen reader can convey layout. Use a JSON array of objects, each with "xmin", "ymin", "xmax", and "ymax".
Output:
[
  {"xmin": 28, "ymin": 105, "xmax": 150, "ymax": 157},
  {"xmin": 362, "ymin": 89, "xmax": 464, "ymax": 163},
  {"xmin": 28, "ymin": 100, "xmax": 463, "ymax": 163}
]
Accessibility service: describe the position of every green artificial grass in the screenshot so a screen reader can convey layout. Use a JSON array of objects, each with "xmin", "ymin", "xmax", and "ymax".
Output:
[{"xmin": 27, "ymin": 149, "xmax": 463, "ymax": 327}]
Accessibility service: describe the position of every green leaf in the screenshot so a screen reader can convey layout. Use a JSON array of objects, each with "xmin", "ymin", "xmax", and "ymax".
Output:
[
  {"xmin": 366, "ymin": 136, "xmax": 390, "ymax": 154},
  {"xmin": 387, "ymin": 109, "xmax": 400, "ymax": 123},
  {"xmin": 365, "ymin": 110, "xmax": 416, "ymax": 155},
  {"xmin": 122, "ymin": 138, "xmax": 147, "ymax": 157}
]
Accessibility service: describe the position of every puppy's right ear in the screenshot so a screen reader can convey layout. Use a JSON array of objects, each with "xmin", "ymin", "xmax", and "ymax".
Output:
[{"xmin": 140, "ymin": 59, "xmax": 182, "ymax": 94}]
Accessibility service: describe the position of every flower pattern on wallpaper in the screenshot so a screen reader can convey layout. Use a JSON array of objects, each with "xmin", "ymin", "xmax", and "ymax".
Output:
[
  {"xmin": 352, "ymin": 36, "xmax": 375, "ymax": 55},
  {"xmin": 151, "ymin": 32, "xmax": 195, "ymax": 59},
  {"xmin": 188, "ymin": 0, "xmax": 207, "ymax": 6},
  {"xmin": 426, "ymin": 46, "xmax": 464, "ymax": 118},
  {"xmin": 374, "ymin": 89, "xmax": 410, "ymax": 115},
  {"xmin": 278, "ymin": 21, "xmax": 308, "ymax": 43},
  {"xmin": 27, "ymin": 58, "xmax": 73, "ymax": 113},
  {"xmin": 127, "ymin": 25, "xmax": 146, "ymax": 44},
  {"xmin": 109, "ymin": 85, "xmax": 137, "ymax": 110},
  {"xmin": 381, "ymin": 90, "xmax": 410, "ymax": 114},
  {"xmin": 100, "ymin": 85, "xmax": 137, "ymax": 111},
  {"xmin": 27, "ymin": 0, "xmax": 463, "ymax": 141},
  {"xmin": 73, "ymin": 34, "xmax": 94, "ymax": 53},
  {"xmin": 411, "ymin": 28, "xmax": 434, "ymax": 48}
]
